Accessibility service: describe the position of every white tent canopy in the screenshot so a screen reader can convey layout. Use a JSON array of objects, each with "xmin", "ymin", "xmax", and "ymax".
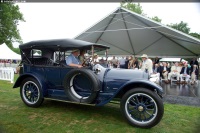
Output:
[
  {"xmin": 75, "ymin": 7, "xmax": 200, "ymax": 58},
  {"xmin": 159, "ymin": 58, "xmax": 186, "ymax": 62},
  {"xmin": 0, "ymin": 43, "xmax": 21, "ymax": 60}
]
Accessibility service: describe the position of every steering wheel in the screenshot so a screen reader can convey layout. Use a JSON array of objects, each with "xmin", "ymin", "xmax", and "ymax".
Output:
[{"xmin": 82, "ymin": 56, "xmax": 92, "ymax": 67}]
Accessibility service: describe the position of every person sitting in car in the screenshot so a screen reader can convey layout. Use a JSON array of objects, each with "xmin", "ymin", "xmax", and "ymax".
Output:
[
  {"xmin": 66, "ymin": 49, "xmax": 83, "ymax": 68},
  {"xmin": 78, "ymin": 49, "xmax": 86, "ymax": 65}
]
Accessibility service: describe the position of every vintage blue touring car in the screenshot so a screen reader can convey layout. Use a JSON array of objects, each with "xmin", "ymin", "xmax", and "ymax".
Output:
[{"xmin": 13, "ymin": 39, "xmax": 164, "ymax": 128}]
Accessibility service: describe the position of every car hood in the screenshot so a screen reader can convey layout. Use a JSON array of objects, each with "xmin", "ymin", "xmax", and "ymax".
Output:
[{"xmin": 105, "ymin": 68, "xmax": 148, "ymax": 80}]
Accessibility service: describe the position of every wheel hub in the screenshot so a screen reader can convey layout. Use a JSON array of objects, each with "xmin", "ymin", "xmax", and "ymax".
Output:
[
  {"xmin": 138, "ymin": 106, "xmax": 144, "ymax": 112},
  {"xmin": 28, "ymin": 91, "xmax": 32, "ymax": 96}
]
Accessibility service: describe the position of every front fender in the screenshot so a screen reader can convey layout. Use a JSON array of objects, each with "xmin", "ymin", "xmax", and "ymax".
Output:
[
  {"xmin": 118, "ymin": 79, "xmax": 163, "ymax": 95},
  {"xmin": 97, "ymin": 79, "xmax": 163, "ymax": 106},
  {"xmin": 13, "ymin": 73, "xmax": 48, "ymax": 96}
]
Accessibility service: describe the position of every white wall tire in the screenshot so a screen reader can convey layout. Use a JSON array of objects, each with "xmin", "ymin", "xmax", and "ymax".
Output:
[
  {"xmin": 20, "ymin": 77, "xmax": 44, "ymax": 107},
  {"xmin": 120, "ymin": 88, "xmax": 164, "ymax": 128}
]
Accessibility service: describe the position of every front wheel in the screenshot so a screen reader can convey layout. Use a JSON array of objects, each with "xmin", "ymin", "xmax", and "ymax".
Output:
[
  {"xmin": 20, "ymin": 77, "xmax": 44, "ymax": 107},
  {"xmin": 120, "ymin": 88, "xmax": 164, "ymax": 128}
]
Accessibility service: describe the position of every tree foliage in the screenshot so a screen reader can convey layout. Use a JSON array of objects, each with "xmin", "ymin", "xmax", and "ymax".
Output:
[
  {"xmin": 167, "ymin": 21, "xmax": 190, "ymax": 34},
  {"xmin": 120, "ymin": 2, "xmax": 143, "ymax": 15},
  {"xmin": 120, "ymin": 2, "xmax": 199, "ymax": 40},
  {"xmin": 151, "ymin": 16, "xmax": 162, "ymax": 23},
  {"xmin": 0, "ymin": 2, "xmax": 25, "ymax": 54},
  {"xmin": 189, "ymin": 32, "xmax": 200, "ymax": 40}
]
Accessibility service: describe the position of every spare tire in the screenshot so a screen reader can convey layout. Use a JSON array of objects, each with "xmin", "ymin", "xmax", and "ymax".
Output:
[{"xmin": 63, "ymin": 69, "xmax": 100, "ymax": 104}]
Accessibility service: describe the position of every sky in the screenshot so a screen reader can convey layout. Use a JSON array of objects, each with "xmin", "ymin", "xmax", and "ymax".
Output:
[{"xmin": 14, "ymin": 3, "xmax": 200, "ymax": 48}]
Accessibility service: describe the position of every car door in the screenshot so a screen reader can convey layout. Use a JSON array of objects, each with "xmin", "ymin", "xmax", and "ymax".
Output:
[{"xmin": 44, "ymin": 66, "xmax": 61, "ymax": 88}]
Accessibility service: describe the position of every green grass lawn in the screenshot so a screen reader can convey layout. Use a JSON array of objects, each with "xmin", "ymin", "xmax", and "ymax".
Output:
[{"xmin": 0, "ymin": 74, "xmax": 200, "ymax": 133}]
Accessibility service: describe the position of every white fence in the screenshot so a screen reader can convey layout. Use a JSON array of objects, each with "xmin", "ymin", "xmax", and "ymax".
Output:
[{"xmin": 0, "ymin": 67, "xmax": 15, "ymax": 83}]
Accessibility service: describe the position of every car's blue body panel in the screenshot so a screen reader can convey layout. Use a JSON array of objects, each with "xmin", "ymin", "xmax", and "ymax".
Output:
[
  {"xmin": 14, "ymin": 72, "xmax": 48, "ymax": 96},
  {"xmin": 14, "ymin": 63, "xmax": 163, "ymax": 106}
]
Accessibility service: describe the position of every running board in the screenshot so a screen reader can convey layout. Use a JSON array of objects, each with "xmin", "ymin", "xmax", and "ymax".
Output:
[{"xmin": 44, "ymin": 98, "xmax": 96, "ymax": 106}]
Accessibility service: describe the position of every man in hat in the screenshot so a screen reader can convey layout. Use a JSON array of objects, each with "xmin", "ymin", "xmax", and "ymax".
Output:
[
  {"xmin": 66, "ymin": 49, "xmax": 82, "ymax": 68},
  {"xmin": 141, "ymin": 54, "xmax": 153, "ymax": 75}
]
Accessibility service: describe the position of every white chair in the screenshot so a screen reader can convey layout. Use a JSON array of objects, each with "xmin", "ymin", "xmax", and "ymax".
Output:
[
  {"xmin": 181, "ymin": 74, "xmax": 191, "ymax": 84},
  {"xmin": 150, "ymin": 73, "xmax": 160, "ymax": 84},
  {"xmin": 160, "ymin": 78, "xmax": 166, "ymax": 83},
  {"xmin": 170, "ymin": 75, "xmax": 178, "ymax": 84}
]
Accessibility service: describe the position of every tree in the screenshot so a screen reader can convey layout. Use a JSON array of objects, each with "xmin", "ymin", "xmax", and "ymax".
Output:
[
  {"xmin": 0, "ymin": 2, "xmax": 25, "ymax": 54},
  {"xmin": 151, "ymin": 16, "xmax": 162, "ymax": 23},
  {"xmin": 120, "ymin": 2, "xmax": 198, "ymax": 41},
  {"xmin": 189, "ymin": 32, "xmax": 200, "ymax": 40},
  {"xmin": 167, "ymin": 21, "xmax": 190, "ymax": 34},
  {"xmin": 120, "ymin": 1, "xmax": 143, "ymax": 15}
]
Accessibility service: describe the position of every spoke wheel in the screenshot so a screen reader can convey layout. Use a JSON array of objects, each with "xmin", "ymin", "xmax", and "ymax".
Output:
[
  {"xmin": 120, "ymin": 88, "xmax": 164, "ymax": 128},
  {"xmin": 20, "ymin": 77, "xmax": 44, "ymax": 107}
]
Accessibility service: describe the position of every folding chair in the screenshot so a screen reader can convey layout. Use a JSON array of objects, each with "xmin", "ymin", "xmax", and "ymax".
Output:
[
  {"xmin": 181, "ymin": 75, "xmax": 191, "ymax": 84},
  {"xmin": 170, "ymin": 75, "xmax": 178, "ymax": 84}
]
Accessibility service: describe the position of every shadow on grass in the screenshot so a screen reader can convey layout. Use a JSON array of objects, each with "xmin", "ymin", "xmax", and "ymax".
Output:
[
  {"xmin": 0, "ymin": 125, "xmax": 5, "ymax": 133},
  {"xmin": 195, "ymin": 118, "xmax": 200, "ymax": 133},
  {"xmin": 40, "ymin": 99, "xmax": 125, "ymax": 124}
]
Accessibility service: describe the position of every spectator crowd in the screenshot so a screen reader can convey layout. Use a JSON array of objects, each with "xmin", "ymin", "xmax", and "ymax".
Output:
[
  {"xmin": 0, "ymin": 59, "xmax": 20, "ymax": 64},
  {"xmin": 108, "ymin": 55, "xmax": 199, "ymax": 85}
]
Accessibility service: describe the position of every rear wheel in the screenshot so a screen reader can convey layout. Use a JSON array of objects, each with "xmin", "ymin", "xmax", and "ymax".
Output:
[
  {"xmin": 120, "ymin": 88, "xmax": 164, "ymax": 128},
  {"xmin": 20, "ymin": 77, "xmax": 44, "ymax": 107}
]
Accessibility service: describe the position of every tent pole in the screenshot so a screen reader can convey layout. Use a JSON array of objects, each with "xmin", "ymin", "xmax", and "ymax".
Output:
[
  {"xmin": 121, "ymin": 9, "xmax": 136, "ymax": 57},
  {"xmin": 100, "ymin": 39, "xmax": 133, "ymax": 55},
  {"xmin": 91, "ymin": 45, "xmax": 94, "ymax": 63},
  {"xmin": 129, "ymin": 12, "xmax": 198, "ymax": 56},
  {"xmin": 137, "ymin": 36, "xmax": 163, "ymax": 54},
  {"xmin": 95, "ymin": 9, "xmax": 118, "ymax": 43},
  {"xmin": 159, "ymin": 32, "xmax": 198, "ymax": 56}
]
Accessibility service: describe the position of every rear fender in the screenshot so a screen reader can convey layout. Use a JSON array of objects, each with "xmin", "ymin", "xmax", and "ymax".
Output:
[{"xmin": 13, "ymin": 73, "xmax": 48, "ymax": 96}]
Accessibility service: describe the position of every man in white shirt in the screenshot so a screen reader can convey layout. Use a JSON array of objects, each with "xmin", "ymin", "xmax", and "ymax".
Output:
[
  {"xmin": 111, "ymin": 56, "xmax": 118, "ymax": 68},
  {"xmin": 119, "ymin": 56, "xmax": 126, "ymax": 68},
  {"xmin": 141, "ymin": 54, "xmax": 153, "ymax": 75},
  {"xmin": 167, "ymin": 62, "xmax": 181, "ymax": 83}
]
